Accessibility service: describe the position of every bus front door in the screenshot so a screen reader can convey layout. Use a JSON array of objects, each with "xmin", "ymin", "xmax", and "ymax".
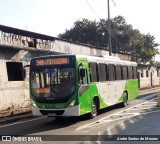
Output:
[{"xmin": 78, "ymin": 68, "xmax": 91, "ymax": 115}]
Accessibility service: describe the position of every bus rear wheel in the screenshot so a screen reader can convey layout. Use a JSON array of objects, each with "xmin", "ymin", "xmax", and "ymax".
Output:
[
  {"xmin": 122, "ymin": 92, "xmax": 128, "ymax": 107},
  {"xmin": 90, "ymin": 100, "xmax": 97, "ymax": 118}
]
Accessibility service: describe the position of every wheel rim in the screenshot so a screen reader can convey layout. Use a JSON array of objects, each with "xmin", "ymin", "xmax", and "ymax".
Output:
[
  {"xmin": 124, "ymin": 93, "xmax": 127, "ymax": 106},
  {"xmin": 92, "ymin": 102, "xmax": 97, "ymax": 116}
]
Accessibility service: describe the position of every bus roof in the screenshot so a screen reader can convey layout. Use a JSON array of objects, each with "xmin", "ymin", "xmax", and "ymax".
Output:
[
  {"xmin": 31, "ymin": 54, "xmax": 137, "ymax": 66},
  {"xmin": 76, "ymin": 55, "xmax": 137, "ymax": 66}
]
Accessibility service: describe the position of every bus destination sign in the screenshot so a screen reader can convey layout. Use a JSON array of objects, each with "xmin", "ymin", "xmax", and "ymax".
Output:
[{"xmin": 36, "ymin": 58, "xmax": 69, "ymax": 66}]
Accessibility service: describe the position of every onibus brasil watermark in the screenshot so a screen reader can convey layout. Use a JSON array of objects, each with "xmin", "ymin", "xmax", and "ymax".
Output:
[{"xmin": 1, "ymin": 136, "xmax": 42, "ymax": 142}]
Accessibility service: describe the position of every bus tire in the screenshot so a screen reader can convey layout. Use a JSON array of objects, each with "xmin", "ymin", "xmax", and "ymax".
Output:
[
  {"xmin": 90, "ymin": 100, "xmax": 97, "ymax": 119},
  {"xmin": 122, "ymin": 92, "xmax": 128, "ymax": 107}
]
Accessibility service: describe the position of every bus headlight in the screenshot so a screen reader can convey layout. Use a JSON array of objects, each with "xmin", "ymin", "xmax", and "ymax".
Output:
[{"xmin": 69, "ymin": 99, "xmax": 76, "ymax": 107}]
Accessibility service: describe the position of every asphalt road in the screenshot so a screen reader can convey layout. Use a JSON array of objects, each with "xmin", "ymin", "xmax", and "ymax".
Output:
[{"xmin": 0, "ymin": 89, "xmax": 160, "ymax": 144}]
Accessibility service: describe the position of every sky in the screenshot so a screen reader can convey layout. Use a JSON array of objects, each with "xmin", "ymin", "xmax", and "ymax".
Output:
[{"xmin": 1, "ymin": 0, "xmax": 160, "ymax": 60}]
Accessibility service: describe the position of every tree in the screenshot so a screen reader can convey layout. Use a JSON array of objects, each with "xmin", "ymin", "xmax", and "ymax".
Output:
[
  {"xmin": 111, "ymin": 16, "xmax": 133, "ymax": 53},
  {"xmin": 58, "ymin": 16, "xmax": 159, "ymax": 64},
  {"xmin": 58, "ymin": 19, "xmax": 98, "ymax": 46},
  {"xmin": 139, "ymin": 33, "xmax": 159, "ymax": 64}
]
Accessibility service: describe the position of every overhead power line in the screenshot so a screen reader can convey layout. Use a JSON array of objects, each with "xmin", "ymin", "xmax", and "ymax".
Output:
[
  {"xmin": 111, "ymin": 0, "xmax": 116, "ymax": 6},
  {"xmin": 85, "ymin": 0, "xmax": 125, "ymax": 51},
  {"xmin": 85, "ymin": 0, "xmax": 99, "ymax": 19}
]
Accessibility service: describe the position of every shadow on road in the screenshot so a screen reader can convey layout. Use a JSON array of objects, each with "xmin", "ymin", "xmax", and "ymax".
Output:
[{"xmin": 0, "ymin": 104, "xmax": 122, "ymax": 136}]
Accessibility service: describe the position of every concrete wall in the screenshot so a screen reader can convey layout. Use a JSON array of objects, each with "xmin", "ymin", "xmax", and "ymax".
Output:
[
  {"xmin": 0, "ymin": 48, "xmax": 50, "ymax": 117},
  {"xmin": 0, "ymin": 60, "xmax": 30, "ymax": 117},
  {"xmin": 0, "ymin": 29, "xmax": 131, "ymax": 61},
  {"xmin": 138, "ymin": 66, "xmax": 160, "ymax": 90}
]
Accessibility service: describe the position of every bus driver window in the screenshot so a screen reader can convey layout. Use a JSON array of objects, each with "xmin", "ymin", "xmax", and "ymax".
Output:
[{"xmin": 79, "ymin": 68, "xmax": 88, "ymax": 85}]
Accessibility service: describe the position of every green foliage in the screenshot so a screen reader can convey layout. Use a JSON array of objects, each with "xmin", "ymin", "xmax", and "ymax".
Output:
[
  {"xmin": 58, "ymin": 16, "xmax": 159, "ymax": 64},
  {"xmin": 58, "ymin": 19, "xmax": 98, "ymax": 46}
]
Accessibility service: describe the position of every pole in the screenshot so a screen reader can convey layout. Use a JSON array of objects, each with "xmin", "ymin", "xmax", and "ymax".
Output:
[{"xmin": 107, "ymin": 0, "xmax": 112, "ymax": 56}]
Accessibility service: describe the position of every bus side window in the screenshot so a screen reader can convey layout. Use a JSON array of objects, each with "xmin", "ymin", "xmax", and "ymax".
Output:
[
  {"xmin": 128, "ymin": 66, "xmax": 133, "ymax": 79},
  {"xmin": 108, "ymin": 64, "xmax": 115, "ymax": 81},
  {"xmin": 122, "ymin": 65, "xmax": 128, "ymax": 80},
  {"xmin": 133, "ymin": 66, "xmax": 137, "ymax": 79},
  {"xmin": 105, "ymin": 64, "xmax": 109, "ymax": 81},
  {"xmin": 89, "ymin": 62, "xmax": 99, "ymax": 82},
  {"xmin": 98, "ymin": 63, "xmax": 107, "ymax": 82},
  {"xmin": 79, "ymin": 68, "xmax": 88, "ymax": 85},
  {"xmin": 116, "ymin": 65, "xmax": 121, "ymax": 80}
]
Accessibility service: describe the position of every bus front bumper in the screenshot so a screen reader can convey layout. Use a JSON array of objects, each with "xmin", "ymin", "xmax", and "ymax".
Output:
[{"xmin": 31, "ymin": 105, "xmax": 80, "ymax": 117}]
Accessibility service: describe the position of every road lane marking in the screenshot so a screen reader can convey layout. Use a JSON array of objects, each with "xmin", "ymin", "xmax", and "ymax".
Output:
[
  {"xmin": 77, "ymin": 109, "xmax": 160, "ymax": 131},
  {"xmin": 0, "ymin": 116, "xmax": 47, "ymax": 129},
  {"xmin": 76, "ymin": 97, "xmax": 158, "ymax": 131}
]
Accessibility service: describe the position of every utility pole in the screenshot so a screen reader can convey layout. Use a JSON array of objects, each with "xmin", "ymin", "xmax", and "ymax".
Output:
[{"xmin": 107, "ymin": 0, "xmax": 112, "ymax": 56}]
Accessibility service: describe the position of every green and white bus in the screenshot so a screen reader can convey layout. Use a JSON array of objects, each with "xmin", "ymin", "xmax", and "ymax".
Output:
[{"xmin": 30, "ymin": 54, "xmax": 138, "ymax": 118}]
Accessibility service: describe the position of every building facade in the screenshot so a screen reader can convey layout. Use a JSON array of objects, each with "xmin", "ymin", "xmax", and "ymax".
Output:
[{"xmin": 138, "ymin": 64, "xmax": 160, "ymax": 90}]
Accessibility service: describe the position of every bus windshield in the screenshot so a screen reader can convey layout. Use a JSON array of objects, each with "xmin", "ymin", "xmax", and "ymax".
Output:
[{"xmin": 30, "ymin": 67, "xmax": 75, "ymax": 101}]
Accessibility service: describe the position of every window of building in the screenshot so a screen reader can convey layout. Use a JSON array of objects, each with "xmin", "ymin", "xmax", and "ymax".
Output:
[
  {"xmin": 146, "ymin": 70, "xmax": 149, "ymax": 77},
  {"xmin": 6, "ymin": 62, "xmax": 24, "ymax": 81},
  {"xmin": 141, "ymin": 70, "xmax": 144, "ymax": 77},
  {"xmin": 157, "ymin": 69, "xmax": 159, "ymax": 77}
]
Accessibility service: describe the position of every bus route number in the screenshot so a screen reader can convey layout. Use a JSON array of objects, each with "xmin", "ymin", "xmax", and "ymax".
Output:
[{"xmin": 36, "ymin": 58, "xmax": 69, "ymax": 66}]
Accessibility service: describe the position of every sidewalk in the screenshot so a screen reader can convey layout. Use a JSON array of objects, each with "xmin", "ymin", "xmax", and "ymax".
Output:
[
  {"xmin": 139, "ymin": 86, "xmax": 160, "ymax": 95},
  {"xmin": 0, "ymin": 87, "xmax": 160, "ymax": 124}
]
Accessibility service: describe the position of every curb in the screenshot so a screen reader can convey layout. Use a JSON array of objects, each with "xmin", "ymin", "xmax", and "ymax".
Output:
[
  {"xmin": 139, "ymin": 87, "xmax": 160, "ymax": 94},
  {"xmin": 0, "ymin": 112, "xmax": 33, "ymax": 124}
]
